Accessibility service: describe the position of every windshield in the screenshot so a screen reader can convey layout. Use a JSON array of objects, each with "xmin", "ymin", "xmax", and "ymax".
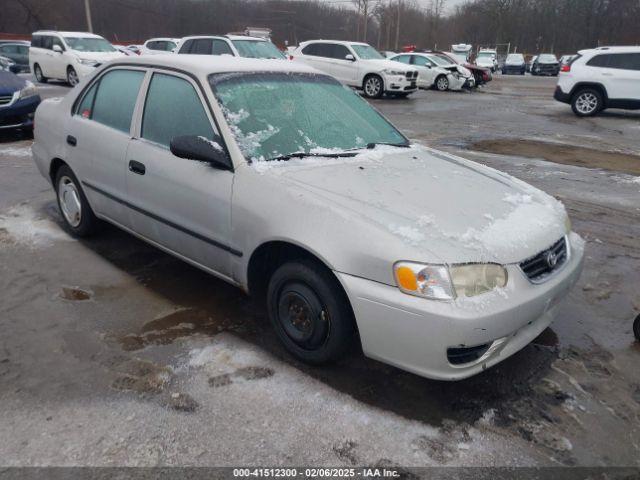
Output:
[
  {"xmin": 210, "ymin": 72, "xmax": 408, "ymax": 163},
  {"xmin": 64, "ymin": 37, "xmax": 115, "ymax": 52},
  {"xmin": 435, "ymin": 54, "xmax": 456, "ymax": 65},
  {"xmin": 427, "ymin": 55, "xmax": 451, "ymax": 66},
  {"xmin": 538, "ymin": 54, "xmax": 558, "ymax": 63},
  {"xmin": 351, "ymin": 44, "xmax": 384, "ymax": 60},
  {"xmin": 477, "ymin": 52, "xmax": 495, "ymax": 58},
  {"xmin": 231, "ymin": 40, "xmax": 285, "ymax": 59}
]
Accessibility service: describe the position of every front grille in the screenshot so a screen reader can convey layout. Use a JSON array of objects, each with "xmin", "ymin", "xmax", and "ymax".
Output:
[
  {"xmin": 519, "ymin": 237, "xmax": 567, "ymax": 282},
  {"xmin": 0, "ymin": 95, "xmax": 14, "ymax": 106},
  {"xmin": 405, "ymin": 71, "xmax": 417, "ymax": 80},
  {"xmin": 447, "ymin": 344, "xmax": 491, "ymax": 365}
]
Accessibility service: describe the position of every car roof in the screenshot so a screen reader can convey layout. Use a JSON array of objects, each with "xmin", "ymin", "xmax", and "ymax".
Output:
[
  {"xmin": 578, "ymin": 45, "xmax": 640, "ymax": 55},
  {"xmin": 299, "ymin": 39, "xmax": 369, "ymax": 46},
  {"xmin": 33, "ymin": 30, "xmax": 104, "ymax": 38},
  {"xmin": 106, "ymin": 54, "xmax": 317, "ymax": 76},
  {"xmin": 179, "ymin": 35, "xmax": 266, "ymax": 42},
  {"xmin": 146, "ymin": 37, "xmax": 179, "ymax": 43}
]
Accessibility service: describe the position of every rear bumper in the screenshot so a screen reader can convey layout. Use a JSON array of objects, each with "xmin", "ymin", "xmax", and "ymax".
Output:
[
  {"xmin": 337, "ymin": 232, "xmax": 585, "ymax": 381},
  {"xmin": 0, "ymin": 94, "xmax": 40, "ymax": 129},
  {"xmin": 554, "ymin": 86, "xmax": 571, "ymax": 104},
  {"xmin": 502, "ymin": 65, "xmax": 525, "ymax": 74}
]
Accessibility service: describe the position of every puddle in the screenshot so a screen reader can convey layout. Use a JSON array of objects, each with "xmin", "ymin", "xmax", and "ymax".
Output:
[
  {"xmin": 469, "ymin": 139, "xmax": 640, "ymax": 175},
  {"xmin": 118, "ymin": 307, "xmax": 252, "ymax": 351}
]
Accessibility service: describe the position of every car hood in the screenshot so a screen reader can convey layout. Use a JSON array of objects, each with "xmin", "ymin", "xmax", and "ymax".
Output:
[
  {"xmin": 70, "ymin": 50, "xmax": 124, "ymax": 62},
  {"xmin": 476, "ymin": 58, "xmax": 494, "ymax": 65},
  {"xmin": 362, "ymin": 58, "xmax": 417, "ymax": 72},
  {"xmin": 0, "ymin": 70, "xmax": 25, "ymax": 95},
  {"xmin": 262, "ymin": 145, "xmax": 567, "ymax": 264}
]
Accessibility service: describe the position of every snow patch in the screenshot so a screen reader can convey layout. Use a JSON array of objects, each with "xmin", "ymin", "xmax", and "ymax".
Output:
[
  {"xmin": 1, "ymin": 146, "xmax": 31, "ymax": 157},
  {"xmin": 0, "ymin": 204, "xmax": 70, "ymax": 247}
]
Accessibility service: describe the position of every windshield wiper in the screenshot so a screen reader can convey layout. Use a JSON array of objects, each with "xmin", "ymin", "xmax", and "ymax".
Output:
[
  {"xmin": 268, "ymin": 151, "xmax": 359, "ymax": 162},
  {"xmin": 366, "ymin": 142, "xmax": 410, "ymax": 149}
]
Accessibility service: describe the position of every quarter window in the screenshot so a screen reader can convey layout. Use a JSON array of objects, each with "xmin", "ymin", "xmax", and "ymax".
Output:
[
  {"xmin": 142, "ymin": 73, "xmax": 215, "ymax": 148},
  {"xmin": 80, "ymin": 69, "xmax": 145, "ymax": 133}
]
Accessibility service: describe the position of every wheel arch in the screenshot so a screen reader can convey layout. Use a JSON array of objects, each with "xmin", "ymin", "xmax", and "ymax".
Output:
[
  {"xmin": 49, "ymin": 157, "xmax": 68, "ymax": 184},
  {"xmin": 569, "ymin": 82, "xmax": 609, "ymax": 103},
  {"xmin": 362, "ymin": 72, "xmax": 384, "ymax": 90}
]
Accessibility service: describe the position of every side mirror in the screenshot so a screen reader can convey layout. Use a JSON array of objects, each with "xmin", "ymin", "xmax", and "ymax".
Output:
[
  {"xmin": 345, "ymin": 54, "xmax": 355, "ymax": 62},
  {"xmin": 52, "ymin": 44, "xmax": 63, "ymax": 53},
  {"xmin": 170, "ymin": 135, "xmax": 232, "ymax": 170}
]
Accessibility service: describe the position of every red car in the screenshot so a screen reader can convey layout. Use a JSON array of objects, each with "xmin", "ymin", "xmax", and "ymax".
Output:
[{"xmin": 431, "ymin": 51, "xmax": 492, "ymax": 86}]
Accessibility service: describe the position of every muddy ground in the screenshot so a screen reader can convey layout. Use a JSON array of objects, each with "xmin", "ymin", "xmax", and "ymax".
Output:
[{"xmin": 0, "ymin": 74, "xmax": 639, "ymax": 469}]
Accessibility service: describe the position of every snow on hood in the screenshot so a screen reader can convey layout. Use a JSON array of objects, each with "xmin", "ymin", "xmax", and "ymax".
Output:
[
  {"xmin": 252, "ymin": 145, "xmax": 568, "ymax": 264},
  {"xmin": 70, "ymin": 50, "xmax": 125, "ymax": 62}
]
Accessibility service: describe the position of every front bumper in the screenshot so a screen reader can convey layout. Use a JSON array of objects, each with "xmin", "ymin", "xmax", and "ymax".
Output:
[
  {"xmin": 337, "ymin": 233, "xmax": 584, "ymax": 381},
  {"xmin": 503, "ymin": 65, "xmax": 525, "ymax": 74},
  {"xmin": 383, "ymin": 73, "xmax": 418, "ymax": 94},
  {"xmin": 0, "ymin": 94, "xmax": 40, "ymax": 129}
]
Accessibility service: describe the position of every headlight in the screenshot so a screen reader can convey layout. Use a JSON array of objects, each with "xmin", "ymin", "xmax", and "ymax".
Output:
[
  {"xmin": 564, "ymin": 215, "xmax": 572, "ymax": 233},
  {"xmin": 449, "ymin": 264, "xmax": 507, "ymax": 298},
  {"xmin": 78, "ymin": 58, "xmax": 98, "ymax": 66},
  {"xmin": 383, "ymin": 69, "xmax": 406, "ymax": 76},
  {"xmin": 394, "ymin": 262, "xmax": 508, "ymax": 300},
  {"xmin": 19, "ymin": 81, "xmax": 38, "ymax": 99}
]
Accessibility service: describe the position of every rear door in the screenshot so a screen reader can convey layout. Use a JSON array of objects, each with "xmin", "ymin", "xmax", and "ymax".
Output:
[
  {"xmin": 603, "ymin": 53, "xmax": 640, "ymax": 100},
  {"xmin": 66, "ymin": 67, "xmax": 146, "ymax": 226},
  {"xmin": 125, "ymin": 70, "xmax": 235, "ymax": 276}
]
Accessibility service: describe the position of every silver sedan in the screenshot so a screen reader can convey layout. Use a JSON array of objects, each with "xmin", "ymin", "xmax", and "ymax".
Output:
[{"xmin": 32, "ymin": 55, "xmax": 584, "ymax": 380}]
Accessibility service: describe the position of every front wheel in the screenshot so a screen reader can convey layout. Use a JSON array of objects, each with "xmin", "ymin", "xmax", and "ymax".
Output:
[
  {"xmin": 267, "ymin": 260, "xmax": 355, "ymax": 364},
  {"xmin": 67, "ymin": 67, "xmax": 80, "ymax": 87},
  {"xmin": 362, "ymin": 74, "xmax": 384, "ymax": 99},
  {"xmin": 633, "ymin": 314, "xmax": 640, "ymax": 341},
  {"xmin": 34, "ymin": 64, "xmax": 47, "ymax": 83},
  {"xmin": 435, "ymin": 75, "xmax": 449, "ymax": 91},
  {"xmin": 55, "ymin": 165, "xmax": 100, "ymax": 237},
  {"xmin": 571, "ymin": 88, "xmax": 603, "ymax": 117}
]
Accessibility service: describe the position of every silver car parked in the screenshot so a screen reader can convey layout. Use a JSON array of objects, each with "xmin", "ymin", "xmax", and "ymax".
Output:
[{"xmin": 32, "ymin": 55, "xmax": 584, "ymax": 380}]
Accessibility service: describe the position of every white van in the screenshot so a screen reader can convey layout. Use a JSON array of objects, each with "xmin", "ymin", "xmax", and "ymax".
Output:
[{"xmin": 29, "ymin": 31, "xmax": 124, "ymax": 86}]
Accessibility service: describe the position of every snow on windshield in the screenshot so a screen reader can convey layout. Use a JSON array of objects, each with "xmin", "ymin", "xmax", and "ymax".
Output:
[
  {"xmin": 350, "ymin": 44, "xmax": 385, "ymax": 60},
  {"xmin": 210, "ymin": 72, "xmax": 407, "ymax": 164},
  {"xmin": 231, "ymin": 40, "xmax": 285, "ymax": 59},
  {"xmin": 65, "ymin": 37, "xmax": 115, "ymax": 52}
]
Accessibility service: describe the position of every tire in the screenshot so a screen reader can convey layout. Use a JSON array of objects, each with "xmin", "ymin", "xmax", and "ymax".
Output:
[
  {"xmin": 571, "ymin": 88, "xmax": 603, "ymax": 117},
  {"xmin": 34, "ymin": 63, "xmax": 47, "ymax": 83},
  {"xmin": 267, "ymin": 260, "xmax": 356, "ymax": 364},
  {"xmin": 54, "ymin": 165, "xmax": 100, "ymax": 237},
  {"xmin": 435, "ymin": 75, "xmax": 449, "ymax": 91},
  {"xmin": 362, "ymin": 74, "xmax": 384, "ymax": 99},
  {"xmin": 67, "ymin": 66, "xmax": 80, "ymax": 87},
  {"xmin": 633, "ymin": 314, "xmax": 640, "ymax": 341}
]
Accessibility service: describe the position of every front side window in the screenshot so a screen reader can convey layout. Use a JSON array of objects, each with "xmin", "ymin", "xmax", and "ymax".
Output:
[
  {"xmin": 191, "ymin": 39, "xmax": 212, "ymax": 55},
  {"xmin": 328, "ymin": 44, "xmax": 351, "ymax": 60},
  {"xmin": 606, "ymin": 53, "xmax": 640, "ymax": 71},
  {"xmin": 64, "ymin": 37, "xmax": 115, "ymax": 52},
  {"xmin": 231, "ymin": 40, "xmax": 284, "ymax": 59},
  {"xmin": 142, "ymin": 73, "xmax": 215, "ymax": 148},
  {"xmin": 351, "ymin": 44, "xmax": 384, "ymax": 60},
  {"xmin": 210, "ymin": 72, "xmax": 407, "ymax": 163},
  {"xmin": 413, "ymin": 56, "xmax": 434, "ymax": 67},
  {"xmin": 84, "ymin": 69, "xmax": 145, "ymax": 133}
]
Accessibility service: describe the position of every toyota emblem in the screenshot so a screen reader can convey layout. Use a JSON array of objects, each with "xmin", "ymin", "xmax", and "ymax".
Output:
[{"xmin": 546, "ymin": 251, "xmax": 558, "ymax": 268}]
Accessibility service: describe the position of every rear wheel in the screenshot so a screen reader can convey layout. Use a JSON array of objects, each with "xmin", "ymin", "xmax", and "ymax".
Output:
[
  {"xmin": 34, "ymin": 64, "xmax": 47, "ymax": 83},
  {"xmin": 633, "ymin": 314, "xmax": 640, "ymax": 341},
  {"xmin": 363, "ymin": 74, "xmax": 384, "ymax": 99},
  {"xmin": 55, "ymin": 165, "xmax": 100, "ymax": 237},
  {"xmin": 571, "ymin": 88, "xmax": 603, "ymax": 117},
  {"xmin": 267, "ymin": 260, "xmax": 355, "ymax": 364}
]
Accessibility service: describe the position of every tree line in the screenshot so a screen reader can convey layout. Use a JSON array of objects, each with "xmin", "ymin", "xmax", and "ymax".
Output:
[{"xmin": 2, "ymin": 0, "xmax": 639, "ymax": 56}]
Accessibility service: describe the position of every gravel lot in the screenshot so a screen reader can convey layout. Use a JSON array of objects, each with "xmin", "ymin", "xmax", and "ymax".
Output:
[{"xmin": 0, "ymin": 74, "xmax": 639, "ymax": 468}]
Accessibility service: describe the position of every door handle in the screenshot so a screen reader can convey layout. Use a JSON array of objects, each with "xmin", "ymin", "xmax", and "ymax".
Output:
[
  {"xmin": 128, "ymin": 160, "xmax": 146, "ymax": 175},
  {"xmin": 66, "ymin": 135, "xmax": 77, "ymax": 146}
]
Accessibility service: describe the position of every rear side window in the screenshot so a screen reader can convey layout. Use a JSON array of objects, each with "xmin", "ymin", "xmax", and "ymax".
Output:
[
  {"xmin": 212, "ymin": 39, "xmax": 233, "ymax": 55},
  {"xmin": 31, "ymin": 35, "xmax": 42, "ymax": 48},
  {"xmin": 607, "ymin": 53, "xmax": 640, "ymax": 71},
  {"xmin": 191, "ymin": 39, "xmax": 212, "ymax": 55},
  {"xmin": 85, "ymin": 69, "xmax": 145, "ymax": 133},
  {"xmin": 393, "ymin": 55, "xmax": 411, "ymax": 64},
  {"xmin": 178, "ymin": 39, "xmax": 193, "ymax": 53},
  {"xmin": 142, "ymin": 73, "xmax": 214, "ymax": 148},
  {"xmin": 41, "ymin": 36, "xmax": 53, "ymax": 50}
]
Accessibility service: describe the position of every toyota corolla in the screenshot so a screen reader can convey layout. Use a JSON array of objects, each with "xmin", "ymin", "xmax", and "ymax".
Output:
[{"xmin": 32, "ymin": 56, "xmax": 584, "ymax": 380}]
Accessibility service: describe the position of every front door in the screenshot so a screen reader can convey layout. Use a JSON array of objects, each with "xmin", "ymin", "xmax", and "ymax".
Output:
[{"xmin": 125, "ymin": 70, "xmax": 234, "ymax": 277}]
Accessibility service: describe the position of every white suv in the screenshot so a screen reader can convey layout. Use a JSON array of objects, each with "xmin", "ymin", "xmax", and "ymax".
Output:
[
  {"xmin": 29, "ymin": 31, "xmax": 124, "ymax": 86},
  {"xmin": 176, "ymin": 35, "xmax": 285, "ymax": 59},
  {"xmin": 291, "ymin": 40, "xmax": 418, "ymax": 98},
  {"xmin": 554, "ymin": 46, "xmax": 640, "ymax": 116},
  {"xmin": 140, "ymin": 38, "xmax": 179, "ymax": 55}
]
